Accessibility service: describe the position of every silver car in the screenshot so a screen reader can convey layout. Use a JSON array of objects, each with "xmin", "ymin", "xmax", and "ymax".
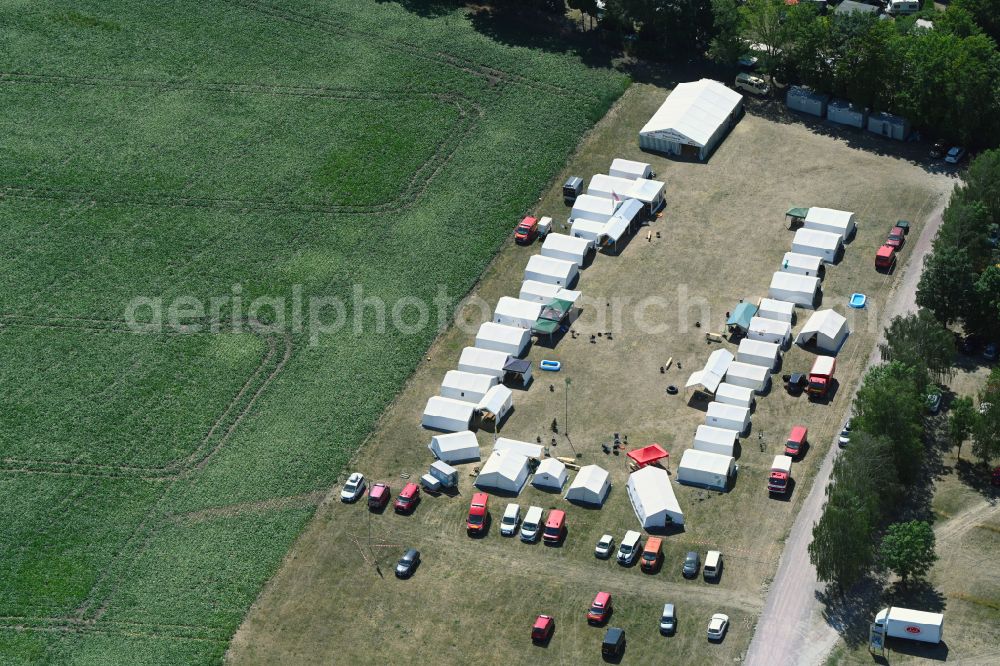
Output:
[
  {"xmin": 707, "ymin": 613, "xmax": 729, "ymax": 641},
  {"xmin": 340, "ymin": 472, "xmax": 366, "ymax": 502},
  {"xmin": 595, "ymin": 534, "xmax": 615, "ymax": 559}
]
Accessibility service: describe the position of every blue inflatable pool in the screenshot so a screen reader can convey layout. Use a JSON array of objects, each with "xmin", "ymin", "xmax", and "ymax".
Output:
[
  {"xmin": 849, "ymin": 293, "xmax": 867, "ymax": 309},
  {"xmin": 540, "ymin": 359, "xmax": 561, "ymax": 372}
]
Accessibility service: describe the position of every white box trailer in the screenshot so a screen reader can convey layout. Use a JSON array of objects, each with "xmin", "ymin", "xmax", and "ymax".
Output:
[
  {"xmin": 458, "ymin": 346, "xmax": 510, "ymax": 380},
  {"xmin": 781, "ymin": 252, "xmax": 824, "ymax": 278},
  {"xmin": 786, "ymin": 85, "xmax": 829, "ymax": 117},
  {"xmin": 541, "ymin": 233, "xmax": 591, "ymax": 267},
  {"xmin": 677, "ymin": 449, "xmax": 735, "ymax": 491},
  {"xmin": 874, "ymin": 607, "xmax": 943, "ymax": 644},
  {"xmin": 726, "ymin": 361, "xmax": 771, "ymax": 393},
  {"xmin": 570, "ymin": 217, "xmax": 609, "ymax": 246},
  {"xmin": 475, "ymin": 322, "xmax": 531, "ymax": 357},
  {"xmin": 440, "ymin": 370, "xmax": 497, "ymax": 403},
  {"xmin": 792, "ymin": 228, "xmax": 842, "ymax": 263},
  {"xmin": 609, "ymin": 157, "xmax": 653, "ymax": 180},
  {"xmin": 747, "ymin": 316, "xmax": 792, "ymax": 347},
  {"xmin": 570, "ymin": 194, "xmax": 619, "ymax": 224},
  {"xmin": 757, "ymin": 298, "xmax": 795, "ymax": 324},
  {"xmin": 421, "ymin": 396, "xmax": 476, "ymax": 432},
  {"xmin": 694, "ymin": 425, "xmax": 738, "ymax": 457},
  {"xmin": 736, "ymin": 338, "xmax": 781, "ymax": 371},
  {"xmin": 826, "ymin": 98, "xmax": 867, "ymax": 129},
  {"xmin": 769, "ymin": 272, "xmax": 820, "ymax": 309},
  {"xmin": 493, "ymin": 296, "xmax": 542, "ymax": 329},
  {"xmin": 804, "ymin": 207, "xmax": 856, "ymax": 241},
  {"xmin": 518, "ymin": 280, "xmax": 581, "ymax": 305},
  {"xmin": 524, "ymin": 255, "xmax": 578, "ymax": 287},
  {"xmin": 587, "ymin": 173, "xmax": 638, "ymax": 201},
  {"xmin": 429, "ymin": 459, "xmax": 459, "ymax": 487},
  {"xmin": 714, "ymin": 382, "xmax": 755, "ymax": 409},
  {"xmin": 706, "ymin": 402, "xmax": 751, "ymax": 434},
  {"xmin": 428, "ymin": 430, "xmax": 480, "ymax": 463}
]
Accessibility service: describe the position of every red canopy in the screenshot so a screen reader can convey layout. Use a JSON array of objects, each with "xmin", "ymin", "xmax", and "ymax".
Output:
[{"xmin": 626, "ymin": 444, "xmax": 668, "ymax": 468}]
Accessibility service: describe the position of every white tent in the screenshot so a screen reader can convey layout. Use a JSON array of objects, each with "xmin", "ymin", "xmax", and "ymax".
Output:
[
  {"xmin": 736, "ymin": 338, "xmax": 781, "ymax": 371},
  {"xmin": 639, "ymin": 79, "xmax": 744, "ymax": 161},
  {"xmin": 493, "ymin": 437, "xmax": 544, "ymax": 459},
  {"xmin": 804, "ymin": 207, "xmax": 856, "ymax": 241},
  {"xmin": 519, "ymin": 280, "xmax": 581, "ymax": 305},
  {"xmin": 726, "ymin": 361, "xmax": 771, "ymax": 393},
  {"xmin": 769, "ymin": 272, "xmax": 819, "ymax": 308},
  {"xmin": 685, "ymin": 348, "xmax": 735, "ymax": 395},
  {"xmin": 757, "ymin": 298, "xmax": 795, "ymax": 324},
  {"xmin": 565, "ymin": 464, "xmax": 611, "ymax": 506},
  {"xmin": 458, "ymin": 346, "xmax": 510, "ymax": 379},
  {"xmin": 532, "ymin": 458, "xmax": 568, "ymax": 491},
  {"xmin": 714, "ymin": 382, "xmax": 755, "ymax": 409},
  {"xmin": 588, "ymin": 173, "xmax": 637, "ymax": 201},
  {"xmin": 475, "ymin": 322, "xmax": 531, "ymax": 357},
  {"xmin": 422, "ymin": 396, "xmax": 476, "ymax": 432},
  {"xmin": 440, "ymin": 370, "xmax": 497, "ymax": 403},
  {"xmin": 541, "ymin": 233, "xmax": 591, "ymax": 267},
  {"xmin": 428, "ymin": 430, "xmax": 480, "ymax": 463},
  {"xmin": 524, "ymin": 255, "xmax": 578, "ymax": 287},
  {"xmin": 747, "ymin": 316, "xmax": 792, "ymax": 347},
  {"xmin": 706, "ymin": 402, "xmax": 751, "ymax": 434},
  {"xmin": 626, "ymin": 179, "xmax": 666, "ymax": 212},
  {"xmin": 475, "ymin": 450, "xmax": 530, "ymax": 494},
  {"xmin": 780, "ymin": 252, "xmax": 824, "ymax": 278},
  {"xmin": 570, "ymin": 217, "xmax": 609, "ymax": 245},
  {"xmin": 493, "ymin": 296, "xmax": 542, "ymax": 329},
  {"xmin": 694, "ymin": 425, "xmax": 738, "ymax": 457},
  {"xmin": 570, "ymin": 194, "xmax": 619, "ymax": 223},
  {"xmin": 609, "ymin": 158, "xmax": 653, "ymax": 180},
  {"xmin": 477, "ymin": 384, "xmax": 513, "ymax": 423},
  {"xmin": 796, "ymin": 309, "xmax": 850, "ymax": 353},
  {"xmin": 603, "ymin": 198, "xmax": 645, "ymax": 250},
  {"xmin": 677, "ymin": 449, "xmax": 735, "ymax": 491},
  {"xmin": 792, "ymin": 228, "xmax": 842, "ymax": 263},
  {"xmin": 626, "ymin": 466, "xmax": 684, "ymax": 529}
]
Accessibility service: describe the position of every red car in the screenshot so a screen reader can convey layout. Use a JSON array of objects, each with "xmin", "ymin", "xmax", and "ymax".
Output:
[
  {"xmin": 886, "ymin": 225, "xmax": 905, "ymax": 250},
  {"xmin": 467, "ymin": 492, "xmax": 488, "ymax": 535},
  {"xmin": 368, "ymin": 482, "xmax": 390, "ymax": 511},
  {"xmin": 875, "ymin": 244, "xmax": 896, "ymax": 271},
  {"xmin": 587, "ymin": 591, "xmax": 613, "ymax": 625},
  {"xmin": 514, "ymin": 216, "xmax": 539, "ymax": 244},
  {"xmin": 531, "ymin": 614, "xmax": 555, "ymax": 642},
  {"xmin": 785, "ymin": 425, "xmax": 807, "ymax": 459},
  {"xmin": 393, "ymin": 482, "xmax": 420, "ymax": 514},
  {"xmin": 542, "ymin": 509, "xmax": 566, "ymax": 545}
]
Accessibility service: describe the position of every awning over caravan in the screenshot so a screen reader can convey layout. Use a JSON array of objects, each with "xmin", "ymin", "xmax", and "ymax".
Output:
[
  {"xmin": 458, "ymin": 346, "xmax": 510, "ymax": 379},
  {"xmin": 747, "ymin": 316, "xmax": 792, "ymax": 346},
  {"xmin": 796, "ymin": 309, "xmax": 850, "ymax": 353},
  {"xmin": 769, "ymin": 272, "xmax": 820, "ymax": 308},
  {"xmin": 428, "ymin": 430, "xmax": 480, "ymax": 463},
  {"xmin": 524, "ymin": 254, "xmax": 578, "ymax": 287},
  {"xmin": 519, "ymin": 280, "xmax": 581, "ymax": 305},
  {"xmin": 532, "ymin": 458, "xmax": 568, "ymax": 490},
  {"xmin": 804, "ymin": 207, "xmax": 856, "ymax": 241},
  {"xmin": 565, "ymin": 465, "xmax": 611, "ymax": 506},
  {"xmin": 736, "ymin": 338, "xmax": 781, "ymax": 370},
  {"xmin": 421, "ymin": 396, "xmax": 476, "ymax": 432},
  {"xmin": 494, "ymin": 296, "xmax": 543, "ymax": 329},
  {"xmin": 493, "ymin": 437, "xmax": 544, "ymax": 459},
  {"xmin": 727, "ymin": 302, "xmax": 758, "ymax": 331},
  {"xmin": 792, "ymin": 228, "xmax": 842, "ymax": 263},
  {"xmin": 440, "ymin": 370, "xmax": 497, "ymax": 403},
  {"xmin": 626, "ymin": 466, "xmax": 684, "ymax": 529},
  {"xmin": 757, "ymin": 298, "xmax": 795, "ymax": 324},
  {"xmin": 541, "ymin": 233, "xmax": 591, "ymax": 267},
  {"xmin": 685, "ymin": 348, "xmax": 735, "ymax": 395},
  {"xmin": 475, "ymin": 322, "xmax": 531, "ymax": 357},
  {"xmin": 694, "ymin": 425, "xmax": 738, "ymax": 457},
  {"xmin": 475, "ymin": 450, "xmax": 530, "ymax": 494}
]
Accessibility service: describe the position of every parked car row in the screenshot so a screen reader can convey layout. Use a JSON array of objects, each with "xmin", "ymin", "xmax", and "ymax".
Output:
[
  {"xmin": 607, "ymin": 530, "xmax": 725, "ymax": 581},
  {"xmin": 875, "ymin": 221, "xmax": 909, "ymax": 272},
  {"xmin": 494, "ymin": 502, "xmax": 567, "ymax": 545}
]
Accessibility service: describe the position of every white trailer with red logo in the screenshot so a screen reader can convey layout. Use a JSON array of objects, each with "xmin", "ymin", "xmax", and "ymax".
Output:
[{"xmin": 873, "ymin": 607, "xmax": 943, "ymax": 644}]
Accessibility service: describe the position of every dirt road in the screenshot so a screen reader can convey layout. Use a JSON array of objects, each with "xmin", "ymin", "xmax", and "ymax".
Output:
[{"xmin": 744, "ymin": 189, "xmax": 951, "ymax": 666}]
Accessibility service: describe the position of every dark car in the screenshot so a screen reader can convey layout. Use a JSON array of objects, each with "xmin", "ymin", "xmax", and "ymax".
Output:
[
  {"xmin": 784, "ymin": 373, "xmax": 807, "ymax": 396},
  {"xmin": 983, "ymin": 343, "xmax": 998, "ymax": 362},
  {"xmin": 930, "ymin": 140, "xmax": 946, "ymax": 159},
  {"xmin": 394, "ymin": 548, "xmax": 420, "ymax": 578},
  {"xmin": 601, "ymin": 627, "xmax": 625, "ymax": 658},
  {"xmin": 682, "ymin": 551, "xmax": 700, "ymax": 578}
]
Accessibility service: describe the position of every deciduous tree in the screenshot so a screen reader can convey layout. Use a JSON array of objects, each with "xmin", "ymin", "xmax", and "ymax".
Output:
[{"xmin": 879, "ymin": 520, "xmax": 937, "ymax": 585}]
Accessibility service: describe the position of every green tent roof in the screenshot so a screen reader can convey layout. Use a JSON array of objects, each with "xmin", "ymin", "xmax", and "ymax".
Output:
[
  {"xmin": 786, "ymin": 207, "xmax": 809, "ymax": 219},
  {"xmin": 532, "ymin": 319, "xmax": 560, "ymax": 335},
  {"xmin": 726, "ymin": 302, "xmax": 758, "ymax": 329},
  {"xmin": 539, "ymin": 299, "xmax": 573, "ymax": 322}
]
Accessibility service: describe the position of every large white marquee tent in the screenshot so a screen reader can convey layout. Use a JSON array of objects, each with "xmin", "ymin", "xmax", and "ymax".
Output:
[
  {"xmin": 639, "ymin": 79, "xmax": 744, "ymax": 161},
  {"xmin": 626, "ymin": 466, "xmax": 685, "ymax": 529}
]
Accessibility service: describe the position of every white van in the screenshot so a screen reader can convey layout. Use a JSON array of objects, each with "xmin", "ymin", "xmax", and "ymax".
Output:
[
  {"xmin": 887, "ymin": 0, "xmax": 920, "ymax": 15},
  {"xmin": 616, "ymin": 530, "xmax": 642, "ymax": 565},
  {"xmin": 735, "ymin": 73, "xmax": 769, "ymax": 96},
  {"xmin": 500, "ymin": 503, "xmax": 520, "ymax": 537},
  {"xmin": 520, "ymin": 506, "xmax": 544, "ymax": 543},
  {"xmin": 704, "ymin": 550, "xmax": 723, "ymax": 580}
]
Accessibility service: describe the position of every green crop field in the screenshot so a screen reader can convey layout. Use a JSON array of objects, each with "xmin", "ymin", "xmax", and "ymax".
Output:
[{"xmin": 0, "ymin": 1, "xmax": 628, "ymax": 662}]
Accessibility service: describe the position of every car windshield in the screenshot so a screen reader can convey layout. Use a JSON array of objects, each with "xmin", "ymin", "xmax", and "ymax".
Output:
[
  {"xmin": 517, "ymin": 225, "xmax": 531, "ymax": 233},
  {"xmin": 544, "ymin": 526, "xmax": 559, "ymax": 535},
  {"xmin": 344, "ymin": 480, "xmax": 358, "ymax": 490},
  {"xmin": 619, "ymin": 544, "xmax": 631, "ymax": 554},
  {"xmin": 771, "ymin": 477, "xmax": 787, "ymax": 487},
  {"xmin": 468, "ymin": 515, "xmax": 483, "ymax": 525},
  {"xmin": 590, "ymin": 604, "xmax": 605, "ymax": 613},
  {"xmin": 642, "ymin": 551, "xmax": 655, "ymax": 560},
  {"xmin": 502, "ymin": 516, "xmax": 516, "ymax": 524}
]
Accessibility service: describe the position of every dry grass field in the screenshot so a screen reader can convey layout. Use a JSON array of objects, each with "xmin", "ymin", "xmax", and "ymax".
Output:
[{"xmin": 227, "ymin": 84, "xmax": 955, "ymax": 665}]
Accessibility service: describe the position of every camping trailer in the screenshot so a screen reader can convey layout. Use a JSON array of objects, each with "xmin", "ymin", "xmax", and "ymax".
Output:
[
  {"xmin": 439, "ymin": 370, "xmax": 497, "ymax": 404},
  {"xmin": 757, "ymin": 298, "xmax": 795, "ymax": 324},
  {"xmin": 780, "ymin": 252, "xmax": 824, "ymax": 278},
  {"xmin": 524, "ymin": 255, "xmax": 578, "ymax": 287},
  {"xmin": 769, "ymin": 272, "xmax": 820, "ymax": 308},
  {"xmin": 532, "ymin": 458, "xmax": 568, "ymax": 491},
  {"xmin": 725, "ymin": 361, "xmax": 771, "ymax": 393},
  {"xmin": 706, "ymin": 402, "xmax": 751, "ymax": 435},
  {"xmin": 570, "ymin": 194, "xmax": 619, "ymax": 224},
  {"xmin": 736, "ymin": 338, "xmax": 781, "ymax": 371},
  {"xmin": 826, "ymin": 98, "xmax": 867, "ymax": 129},
  {"xmin": 796, "ymin": 309, "xmax": 850, "ymax": 354},
  {"xmin": 867, "ymin": 111, "xmax": 910, "ymax": 141},
  {"xmin": 458, "ymin": 346, "xmax": 510, "ymax": 380},
  {"xmin": 541, "ymin": 233, "xmax": 591, "ymax": 268},
  {"xmin": 475, "ymin": 322, "xmax": 531, "ymax": 357},
  {"xmin": 792, "ymin": 228, "xmax": 843, "ymax": 263},
  {"xmin": 493, "ymin": 297, "xmax": 543, "ymax": 329},
  {"xmin": 475, "ymin": 450, "xmax": 530, "ymax": 494},
  {"xmin": 694, "ymin": 425, "xmax": 738, "ymax": 457},
  {"xmin": 428, "ymin": 430, "xmax": 480, "ymax": 464},
  {"xmin": 626, "ymin": 466, "xmax": 684, "ymax": 529},
  {"xmin": 676, "ymin": 449, "xmax": 735, "ymax": 491},
  {"xmin": 565, "ymin": 465, "xmax": 611, "ymax": 506},
  {"xmin": 422, "ymin": 396, "xmax": 476, "ymax": 432},
  {"xmin": 747, "ymin": 316, "xmax": 793, "ymax": 347},
  {"xmin": 609, "ymin": 158, "xmax": 654, "ymax": 180},
  {"xmin": 786, "ymin": 85, "xmax": 829, "ymax": 117},
  {"xmin": 804, "ymin": 207, "xmax": 856, "ymax": 241},
  {"xmin": 714, "ymin": 382, "xmax": 755, "ymax": 409}
]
